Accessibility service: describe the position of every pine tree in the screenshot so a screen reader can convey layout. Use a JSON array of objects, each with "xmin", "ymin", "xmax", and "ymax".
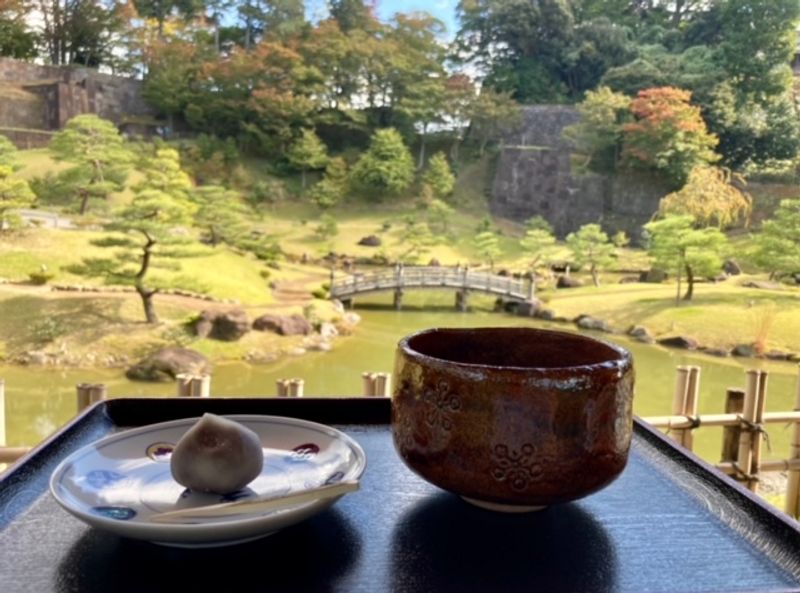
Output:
[
  {"xmin": 423, "ymin": 152, "xmax": 455, "ymax": 200},
  {"xmin": 287, "ymin": 129, "xmax": 329, "ymax": 189}
]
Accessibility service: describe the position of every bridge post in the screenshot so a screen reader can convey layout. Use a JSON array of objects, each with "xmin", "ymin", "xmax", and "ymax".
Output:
[
  {"xmin": 394, "ymin": 288, "xmax": 404, "ymax": 310},
  {"xmin": 394, "ymin": 263, "xmax": 404, "ymax": 310},
  {"xmin": 456, "ymin": 289, "xmax": 469, "ymax": 312},
  {"xmin": 527, "ymin": 276, "xmax": 535, "ymax": 299}
]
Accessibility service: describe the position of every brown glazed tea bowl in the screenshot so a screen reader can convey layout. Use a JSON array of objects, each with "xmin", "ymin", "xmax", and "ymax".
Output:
[{"xmin": 391, "ymin": 327, "xmax": 634, "ymax": 512}]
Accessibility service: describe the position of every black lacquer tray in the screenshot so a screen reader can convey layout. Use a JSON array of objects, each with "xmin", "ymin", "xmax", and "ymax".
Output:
[{"xmin": 1, "ymin": 397, "xmax": 799, "ymax": 593}]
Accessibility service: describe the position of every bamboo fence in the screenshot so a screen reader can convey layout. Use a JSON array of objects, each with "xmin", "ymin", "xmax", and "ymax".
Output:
[{"xmin": 2, "ymin": 365, "xmax": 800, "ymax": 518}]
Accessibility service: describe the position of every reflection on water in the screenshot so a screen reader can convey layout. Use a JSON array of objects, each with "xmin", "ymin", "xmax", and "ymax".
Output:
[{"xmin": 2, "ymin": 291, "xmax": 799, "ymax": 464}]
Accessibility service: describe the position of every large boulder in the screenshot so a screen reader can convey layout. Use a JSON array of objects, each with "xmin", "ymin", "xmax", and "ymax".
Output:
[
  {"xmin": 732, "ymin": 343, "xmax": 757, "ymax": 358},
  {"xmin": 557, "ymin": 275, "xmax": 584, "ymax": 289},
  {"xmin": 194, "ymin": 309, "xmax": 251, "ymax": 341},
  {"xmin": 126, "ymin": 347, "xmax": 211, "ymax": 382},
  {"xmin": 639, "ymin": 268, "xmax": 668, "ymax": 283},
  {"xmin": 723, "ymin": 259, "xmax": 742, "ymax": 275},
  {"xmin": 658, "ymin": 336, "xmax": 699, "ymax": 350},
  {"xmin": 358, "ymin": 235, "xmax": 382, "ymax": 247},
  {"xmin": 252, "ymin": 313, "xmax": 312, "ymax": 336}
]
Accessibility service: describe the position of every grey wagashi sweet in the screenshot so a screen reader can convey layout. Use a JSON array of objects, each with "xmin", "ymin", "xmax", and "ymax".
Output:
[{"xmin": 170, "ymin": 414, "xmax": 264, "ymax": 494}]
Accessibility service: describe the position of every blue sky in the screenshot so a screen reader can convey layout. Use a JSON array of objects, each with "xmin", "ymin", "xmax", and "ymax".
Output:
[
  {"xmin": 377, "ymin": 0, "xmax": 459, "ymax": 35},
  {"xmin": 307, "ymin": 0, "xmax": 459, "ymax": 38}
]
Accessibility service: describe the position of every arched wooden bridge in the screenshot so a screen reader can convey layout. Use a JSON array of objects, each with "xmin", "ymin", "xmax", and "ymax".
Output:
[{"xmin": 329, "ymin": 265, "xmax": 534, "ymax": 310}]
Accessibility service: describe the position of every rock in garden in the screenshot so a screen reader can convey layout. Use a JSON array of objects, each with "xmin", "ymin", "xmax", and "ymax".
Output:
[
  {"xmin": 700, "ymin": 347, "xmax": 730, "ymax": 358},
  {"xmin": 657, "ymin": 336, "xmax": 699, "ymax": 350},
  {"xmin": 742, "ymin": 280, "xmax": 783, "ymax": 290},
  {"xmin": 723, "ymin": 259, "xmax": 742, "ymax": 275},
  {"xmin": 732, "ymin": 343, "xmax": 757, "ymax": 358},
  {"xmin": 639, "ymin": 268, "xmax": 668, "ymax": 283},
  {"xmin": 195, "ymin": 309, "xmax": 251, "ymax": 341},
  {"xmin": 358, "ymin": 235, "xmax": 382, "ymax": 247},
  {"xmin": 319, "ymin": 322, "xmax": 339, "ymax": 340},
  {"xmin": 627, "ymin": 325, "xmax": 655, "ymax": 344},
  {"xmin": 534, "ymin": 308, "xmax": 556, "ymax": 321},
  {"xmin": 252, "ymin": 314, "xmax": 312, "ymax": 336},
  {"xmin": 515, "ymin": 298, "xmax": 543, "ymax": 317},
  {"xmin": 575, "ymin": 315, "xmax": 611, "ymax": 332},
  {"xmin": 764, "ymin": 350, "xmax": 791, "ymax": 361},
  {"xmin": 126, "ymin": 347, "xmax": 211, "ymax": 382},
  {"xmin": 557, "ymin": 275, "xmax": 584, "ymax": 289}
]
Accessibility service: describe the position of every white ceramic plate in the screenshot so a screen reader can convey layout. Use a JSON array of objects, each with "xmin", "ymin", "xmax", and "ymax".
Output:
[{"xmin": 50, "ymin": 415, "xmax": 366, "ymax": 547}]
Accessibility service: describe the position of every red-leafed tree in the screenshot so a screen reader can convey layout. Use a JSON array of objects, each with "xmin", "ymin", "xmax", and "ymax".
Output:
[{"xmin": 622, "ymin": 87, "xmax": 719, "ymax": 187}]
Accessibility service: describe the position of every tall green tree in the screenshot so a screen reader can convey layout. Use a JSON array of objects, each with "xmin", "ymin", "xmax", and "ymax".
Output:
[
  {"xmin": 309, "ymin": 156, "xmax": 348, "ymax": 210},
  {"xmin": 287, "ymin": 129, "xmax": 328, "ymax": 189},
  {"xmin": 37, "ymin": 0, "xmax": 125, "ymax": 66},
  {"xmin": 562, "ymin": 86, "xmax": 631, "ymax": 172},
  {"xmin": 0, "ymin": 164, "xmax": 35, "ymax": 231},
  {"xmin": 133, "ymin": 0, "xmax": 201, "ymax": 38},
  {"xmin": 565, "ymin": 223, "xmax": 615, "ymax": 287},
  {"xmin": 422, "ymin": 153, "xmax": 455, "ymax": 200},
  {"xmin": 468, "ymin": 88, "xmax": 522, "ymax": 156},
  {"xmin": 329, "ymin": 0, "xmax": 372, "ymax": 33},
  {"xmin": 49, "ymin": 115, "xmax": 131, "ymax": 214},
  {"xmin": 351, "ymin": 128, "xmax": 415, "ymax": 198},
  {"xmin": 0, "ymin": 0, "xmax": 36, "ymax": 58},
  {"xmin": 753, "ymin": 199, "xmax": 800, "ymax": 280},
  {"xmin": 519, "ymin": 216, "xmax": 558, "ymax": 274},
  {"xmin": 474, "ymin": 229, "xmax": 500, "ymax": 270},
  {"xmin": 645, "ymin": 214, "xmax": 728, "ymax": 303},
  {"xmin": 142, "ymin": 38, "xmax": 205, "ymax": 131},
  {"xmin": 191, "ymin": 185, "xmax": 250, "ymax": 247}
]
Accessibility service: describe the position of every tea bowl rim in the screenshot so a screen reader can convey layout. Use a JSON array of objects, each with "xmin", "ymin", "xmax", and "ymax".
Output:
[{"xmin": 397, "ymin": 326, "xmax": 632, "ymax": 374}]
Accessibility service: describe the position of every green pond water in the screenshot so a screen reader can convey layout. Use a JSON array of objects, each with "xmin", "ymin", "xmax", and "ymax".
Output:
[{"xmin": 2, "ymin": 292, "xmax": 798, "ymax": 467}]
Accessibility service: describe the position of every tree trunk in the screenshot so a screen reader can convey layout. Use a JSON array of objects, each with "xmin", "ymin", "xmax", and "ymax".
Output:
[
  {"xmin": 675, "ymin": 255, "xmax": 683, "ymax": 306},
  {"xmin": 683, "ymin": 262, "xmax": 694, "ymax": 301},
  {"xmin": 301, "ymin": 169, "xmax": 307, "ymax": 189},
  {"xmin": 417, "ymin": 124, "xmax": 428, "ymax": 170},
  {"xmin": 78, "ymin": 188, "xmax": 90, "ymax": 215},
  {"xmin": 137, "ymin": 285, "xmax": 159, "ymax": 324},
  {"xmin": 136, "ymin": 233, "xmax": 159, "ymax": 323},
  {"xmin": 591, "ymin": 264, "xmax": 600, "ymax": 287}
]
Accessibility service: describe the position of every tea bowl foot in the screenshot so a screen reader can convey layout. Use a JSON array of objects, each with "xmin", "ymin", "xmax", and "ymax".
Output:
[{"xmin": 461, "ymin": 497, "xmax": 546, "ymax": 513}]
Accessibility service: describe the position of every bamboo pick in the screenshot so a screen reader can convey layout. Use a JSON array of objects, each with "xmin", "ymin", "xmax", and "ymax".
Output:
[
  {"xmin": 150, "ymin": 480, "xmax": 360, "ymax": 523},
  {"xmin": 785, "ymin": 366, "xmax": 800, "ymax": 518}
]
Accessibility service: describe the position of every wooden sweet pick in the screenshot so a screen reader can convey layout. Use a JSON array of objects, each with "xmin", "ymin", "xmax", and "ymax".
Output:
[{"xmin": 150, "ymin": 480, "xmax": 360, "ymax": 523}]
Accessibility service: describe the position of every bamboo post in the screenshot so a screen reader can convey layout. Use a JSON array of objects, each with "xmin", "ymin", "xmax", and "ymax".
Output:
[
  {"xmin": 785, "ymin": 366, "xmax": 800, "ymax": 518},
  {"xmin": 750, "ymin": 371, "xmax": 768, "ymax": 493},
  {"xmin": 670, "ymin": 366, "xmax": 690, "ymax": 445},
  {"xmin": 374, "ymin": 373, "xmax": 391, "ymax": 397},
  {"xmin": 681, "ymin": 366, "xmax": 701, "ymax": 450},
  {"xmin": 176, "ymin": 374, "xmax": 210, "ymax": 397},
  {"xmin": 77, "ymin": 383, "xmax": 107, "ymax": 412},
  {"xmin": 362, "ymin": 372, "xmax": 376, "ymax": 396},
  {"xmin": 721, "ymin": 389, "xmax": 746, "ymax": 462},
  {"xmin": 288, "ymin": 379, "xmax": 304, "ymax": 397},
  {"xmin": 276, "ymin": 379, "xmax": 290, "ymax": 397},
  {"xmin": 0, "ymin": 378, "xmax": 5, "ymax": 450},
  {"xmin": 737, "ymin": 370, "xmax": 761, "ymax": 492}
]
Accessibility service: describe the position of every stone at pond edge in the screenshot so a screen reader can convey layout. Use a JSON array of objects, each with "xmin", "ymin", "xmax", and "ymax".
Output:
[
  {"xmin": 534, "ymin": 307, "xmax": 556, "ymax": 321},
  {"xmin": 574, "ymin": 314, "xmax": 612, "ymax": 333},
  {"xmin": 658, "ymin": 336, "xmax": 699, "ymax": 350},
  {"xmin": 252, "ymin": 314, "xmax": 312, "ymax": 336},
  {"xmin": 194, "ymin": 309, "xmax": 250, "ymax": 341},
  {"xmin": 700, "ymin": 347, "xmax": 731, "ymax": 358},
  {"xmin": 732, "ymin": 343, "xmax": 758, "ymax": 358},
  {"xmin": 514, "ymin": 298, "xmax": 543, "ymax": 317},
  {"xmin": 639, "ymin": 268, "xmax": 668, "ymax": 283},
  {"xmin": 126, "ymin": 347, "xmax": 211, "ymax": 382},
  {"xmin": 627, "ymin": 325, "xmax": 655, "ymax": 344},
  {"xmin": 765, "ymin": 350, "xmax": 793, "ymax": 361}
]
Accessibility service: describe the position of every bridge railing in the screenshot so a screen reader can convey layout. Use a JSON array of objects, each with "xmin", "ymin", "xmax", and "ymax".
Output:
[{"xmin": 330, "ymin": 266, "xmax": 528, "ymax": 298}]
